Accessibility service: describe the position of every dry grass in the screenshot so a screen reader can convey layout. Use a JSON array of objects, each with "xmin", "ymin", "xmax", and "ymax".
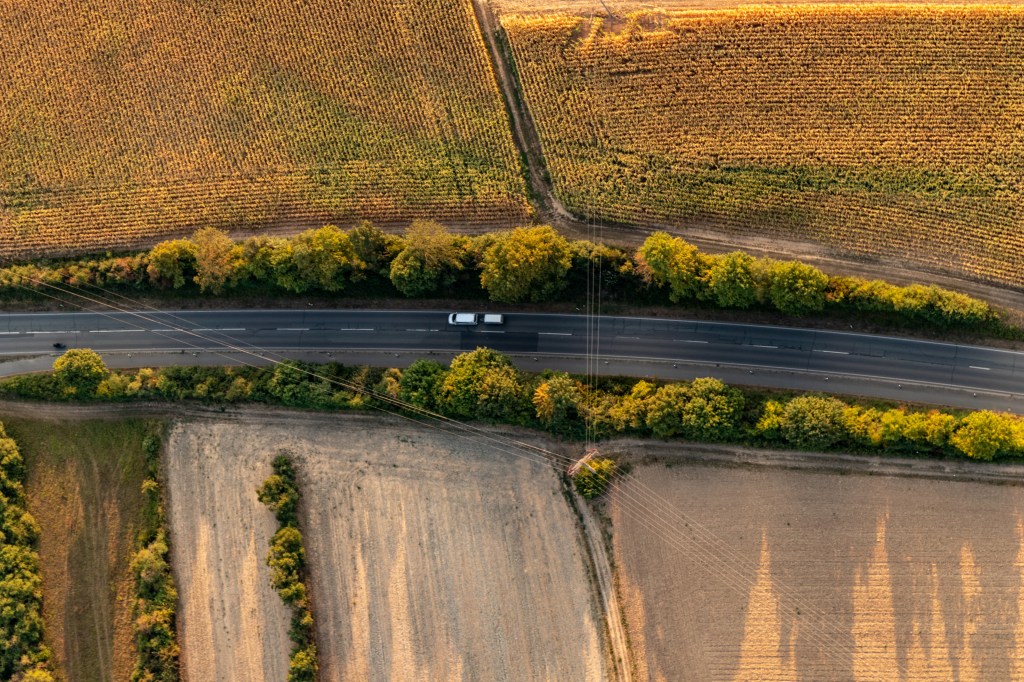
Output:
[
  {"xmin": 501, "ymin": 5, "xmax": 1024, "ymax": 286},
  {"xmin": 610, "ymin": 459, "xmax": 1024, "ymax": 681},
  {"xmin": 0, "ymin": 0, "xmax": 528, "ymax": 258},
  {"xmin": 4, "ymin": 417, "xmax": 153, "ymax": 682},
  {"xmin": 165, "ymin": 412, "xmax": 607, "ymax": 681}
]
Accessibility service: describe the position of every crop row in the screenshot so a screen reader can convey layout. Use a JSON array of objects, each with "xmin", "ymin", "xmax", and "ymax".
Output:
[
  {"xmin": 501, "ymin": 6, "xmax": 1024, "ymax": 286},
  {"xmin": 0, "ymin": 0, "xmax": 528, "ymax": 257}
]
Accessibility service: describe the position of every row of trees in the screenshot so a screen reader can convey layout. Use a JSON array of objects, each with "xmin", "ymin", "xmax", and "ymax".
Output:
[
  {"xmin": 130, "ymin": 433, "xmax": 180, "ymax": 682},
  {"xmin": 635, "ymin": 232, "xmax": 996, "ymax": 327},
  {"xmin": 257, "ymin": 454, "xmax": 318, "ymax": 682},
  {"xmin": 0, "ymin": 222, "xmax": 1001, "ymax": 333},
  {"xmin": 14, "ymin": 348, "xmax": 1024, "ymax": 462},
  {"xmin": 0, "ymin": 425, "xmax": 53, "ymax": 681}
]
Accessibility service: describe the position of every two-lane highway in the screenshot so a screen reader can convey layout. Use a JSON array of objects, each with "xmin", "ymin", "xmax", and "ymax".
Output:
[{"xmin": 0, "ymin": 309, "xmax": 1021, "ymax": 406}]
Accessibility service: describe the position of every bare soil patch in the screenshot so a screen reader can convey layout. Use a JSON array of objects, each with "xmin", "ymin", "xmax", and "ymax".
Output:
[
  {"xmin": 609, "ymin": 456, "xmax": 1024, "ymax": 681},
  {"xmin": 164, "ymin": 422, "xmax": 292, "ymax": 682},
  {"xmin": 167, "ymin": 411, "xmax": 607, "ymax": 681},
  {"xmin": 5, "ymin": 417, "xmax": 152, "ymax": 682}
]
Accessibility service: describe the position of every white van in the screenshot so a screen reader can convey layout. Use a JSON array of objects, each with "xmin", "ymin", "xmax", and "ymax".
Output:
[
  {"xmin": 482, "ymin": 314, "xmax": 504, "ymax": 325},
  {"xmin": 448, "ymin": 313, "xmax": 479, "ymax": 325}
]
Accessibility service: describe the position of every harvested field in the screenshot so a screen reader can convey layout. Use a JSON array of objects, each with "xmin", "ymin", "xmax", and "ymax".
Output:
[
  {"xmin": 164, "ymin": 422, "xmax": 292, "ymax": 682},
  {"xmin": 5, "ymin": 417, "xmax": 153, "ymax": 682},
  {"xmin": 501, "ymin": 5, "xmax": 1024, "ymax": 286},
  {"xmin": 610, "ymin": 459, "xmax": 1024, "ymax": 681},
  {"xmin": 166, "ymin": 412, "xmax": 607, "ymax": 681},
  {"xmin": 0, "ymin": 0, "xmax": 528, "ymax": 259}
]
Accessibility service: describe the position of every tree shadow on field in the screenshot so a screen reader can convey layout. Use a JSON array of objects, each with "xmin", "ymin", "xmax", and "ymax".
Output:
[{"xmin": 616, "ymin": 463, "xmax": 1024, "ymax": 681}]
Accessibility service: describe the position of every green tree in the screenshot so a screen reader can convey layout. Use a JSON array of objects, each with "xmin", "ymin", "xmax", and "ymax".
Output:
[
  {"xmin": 146, "ymin": 239, "xmax": 197, "ymax": 289},
  {"xmin": 0, "ymin": 426, "xmax": 51, "ymax": 680},
  {"xmin": 701, "ymin": 251, "xmax": 760, "ymax": 308},
  {"xmin": 677, "ymin": 377, "xmax": 745, "ymax": 441},
  {"xmin": 634, "ymin": 232, "xmax": 706, "ymax": 302},
  {"xmin": 644, "ymin": 383, "xmax": 690, "ymax": 438},
  {"xmin": 439, "ymin": 348, "xmax": 528, "ymax": 422},
  {"xmin": 192, "ymin": 227, "xmax": 239, "ymax": 294},
  {"xmin": 287, "ymin": 647, "xmax": 318, "ymax": 682},
  {"xmin": 389, "ymin": 220, "xmax": 464, "ymax": 297},
  {"xmin": 766, "ymin": 260, "xmax": 829, "ymax": 315},
  {"xmin": 348, "ymin": 221, "xmax": 398, "ymax": 278},
  {"xmin": 533, "ymin": 372, "xmax": 585, "ymax": 437},
  {"xmin": 267, "ymin": 526, "xmax": 307, "ymax": 603},
  {"xmin": 52, "ymin": 348, "xmax": 109, "ymax": 398},
  {"xmin": 257, "ymin": 455, "xmax": 300, "ymax": 526},
  {"xmin": 951, "ymin": 411, "xmax": 1017, "ymax": 460},
  {"xmin": 236, "ymin": 235, "xmax": 281, "ymax": 284},
  {"xmin": 289, "ymin": 225, "xmax": 361, "ymax": 293},
  {"xmin": 480, "ymin": 225, "xmax": 572, "ymax": 303},
  {"xmin": 398, "ymin": 359, "xmax": 448, "ymax": 411},
  {"xmin": 779, "ymin": 395, "xmax": 849, "ymax": 449},
  {"xmin": 604, "ymin": 380, "xmax": 656, "ymax": 433}
]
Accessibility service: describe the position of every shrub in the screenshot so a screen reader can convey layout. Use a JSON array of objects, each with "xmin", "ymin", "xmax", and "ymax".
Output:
[
  {"xmin": 0, "ymin": 425, "xmax": 53, "ymax": 680},
  {"xmin": 480, "ymin": 225, "xmax": 573, "ymax": 303},
  {"xmin": 533, "ymin": 372, "xmax": 585, "ymax": 438},
  {"xmin": 53, "ymin": 348, "xmax": 109, "ymax": 398},
  {"xmin": 389, "ymin": 220, "xmax": 464, "ymax": 297},
  {"xmin": 439, "ymin": 348, "xmax": 530, "ymax": 423},
  {"xmin": 257, "ymin": 454, "xmax": 318, "ymax": 682},
  {"xmin": 573, "ymin": 457, "xmax": 617, "ymax": 499},
  {"xmin": 130, "ymin": 429, "xmax": 180, "ymax": 682},
  {"xmin": 779, "ymin": 395, "xmax": 850, "ymax": 450}
]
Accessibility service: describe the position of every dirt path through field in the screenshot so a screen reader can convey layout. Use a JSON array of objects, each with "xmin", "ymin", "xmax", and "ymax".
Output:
[{"xmin": 165, "ymin": 423, "xmax": 292, "ymax": 682}]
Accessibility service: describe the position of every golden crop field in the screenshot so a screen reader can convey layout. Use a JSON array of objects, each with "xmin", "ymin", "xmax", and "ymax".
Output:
[
  {"xmin": 0, "ymin": 0, "xmax": 528, "ymax": 259},
  {"xmin": 501, "ymin": 6, "xmax": 1024, "ymax": 286}
]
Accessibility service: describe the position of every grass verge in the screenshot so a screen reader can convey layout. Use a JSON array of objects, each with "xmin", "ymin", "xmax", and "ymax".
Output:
[{"xmin": 4, "ymin": 417, "xmax": 159, "ymax": 681}]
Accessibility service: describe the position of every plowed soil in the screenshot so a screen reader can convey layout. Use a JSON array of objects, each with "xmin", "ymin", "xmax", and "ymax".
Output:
[
  {"xmin": 165, "ymin": 411, "xmax": 607, "ymax": 681},
  {"xmin": 164, "ymin": 422, "xmax": 292, "ymax": 682},
  {"xmin": 611, "ymin": 459, "xmax": 1024, "ymax": 681}
]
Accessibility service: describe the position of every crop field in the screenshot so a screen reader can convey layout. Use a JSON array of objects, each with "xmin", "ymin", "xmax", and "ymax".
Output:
[
  {"xmin": 0, "ymin": 0, "xmax": 528, "ymax": 259},
  {"xmin": 611, "ymin": 460, "xmax": 1024, "ymax": 681},
  {"xmin": 166, "ymin": 412, "xmax": 607, "ymax": 681},
  {"xmin": 5, "ymin": 417, "xmax": 152, "ymax": 682},
  {"xmin": 501, "ymin": 6, "xmax": 1024, "ymax": 286}
]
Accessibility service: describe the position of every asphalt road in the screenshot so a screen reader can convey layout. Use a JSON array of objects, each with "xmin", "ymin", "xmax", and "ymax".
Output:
[{"xmin": 1, "ymin": 309, "xmax": 1021, "ymax": 410}]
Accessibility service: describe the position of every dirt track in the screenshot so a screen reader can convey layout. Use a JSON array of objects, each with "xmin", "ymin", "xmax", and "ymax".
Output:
[{"xmin": 610, "ymin": 457, "xmax": 1024, "ymax": 681}]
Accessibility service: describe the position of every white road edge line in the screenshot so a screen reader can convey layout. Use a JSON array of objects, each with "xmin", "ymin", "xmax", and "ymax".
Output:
[{"xmin": 89, "ymin": 329, "xmax": 135, "ymax": 333}]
